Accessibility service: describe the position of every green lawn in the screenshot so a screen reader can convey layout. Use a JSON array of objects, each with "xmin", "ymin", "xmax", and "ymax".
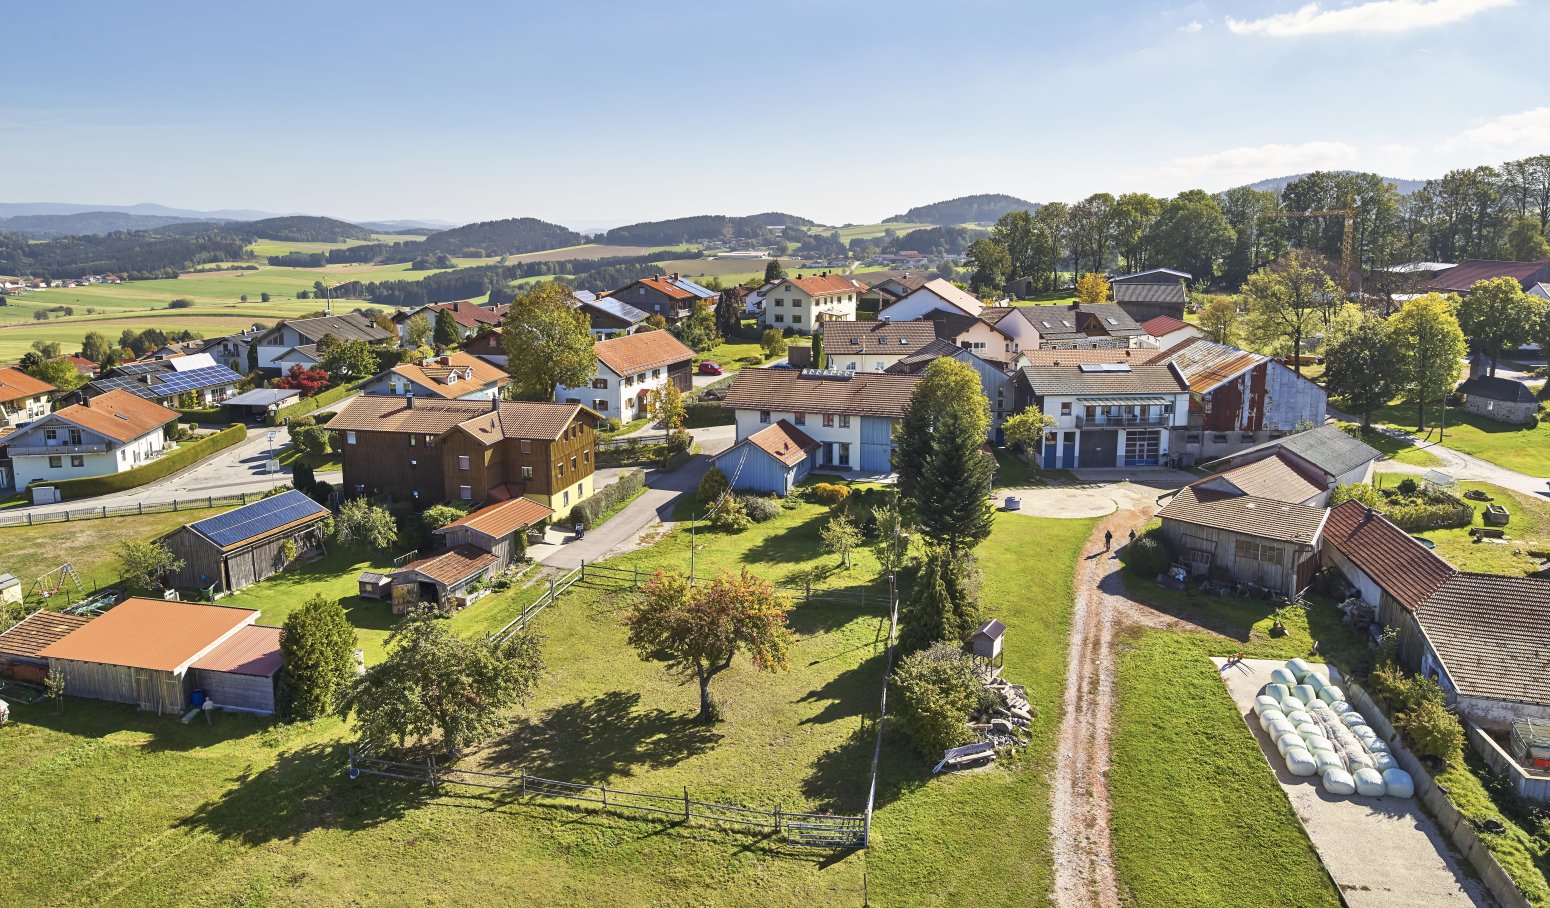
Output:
[
  {"xmin": 698, "ymin": 338, "xmax": 764, "ymax": 372},
  {"xmin": 0, "ymin": 488, "xmax": 1095, "ymax": 906},
  {"xmin": 1011, "ymin": 291, "xmax": 1078, "ymax": 307},
  {"xmin": 1334, "ymin": 421, "xmax": 1443, "ymax": 468},
  {"xmin": 992, "ymin": 448, "xmax": 1075, "ymax": 487},
  {"xmin": 1367, "ymin": 398, "xmax": 1550, "ymax": 476},
  {"xmin": 1108, "ymin": 578, "xmax": 1367, "ymax": 908},
  {"xmin": 1408, "ymin": 480, "xmax": 1550, "ymax": 576}
]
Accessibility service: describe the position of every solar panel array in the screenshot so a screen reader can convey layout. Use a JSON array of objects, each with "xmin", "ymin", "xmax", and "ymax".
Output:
[
  {"xmin": 112, "ymin": 360, "xmax": 172, "ymax": 376},
  {"xmin": 189, "ymin": 489, "xmax": 329, "ymax": 548},
  {"xmin": 88, "ymin": 375, "xmax": 160, "ymax": 399},
  {"xmin": 150, "ymin": 364, "xmax": 243, "ymax": 396}
]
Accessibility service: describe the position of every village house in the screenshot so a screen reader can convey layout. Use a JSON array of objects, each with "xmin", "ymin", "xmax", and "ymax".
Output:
[
  {"xmin": 58, "ymin": 355, "xmax": 102, "ymax": 379},
  {"xmin": 3, "ymin": 389, "xmax": 177, "ymax": 491},
  {"xmin": 1014, "ymin": 360, "xmax": 1191, "ymax": 469},
  {"xmin": 1204, "ymin": 425, "xmax": 1380, "ymax": 492},
  {"xmin": 554, "ymin": 330, "xmax": 695, "ymax": 422},
  {"xmin": 31, "ymin": 598, "xmax": 282, "ymax": 714},
  {"xmin": 1108, "ymin": 268, "xmax": 1191, "ymax": 323},
  {"xmin": 605, "ymin": 273, "xmax": 718, "ymax": 324},
  {"xmin": 820, "ymin": 320, "xmax": 939, "ymax": 372},
  {"xmin": 160, "ymin": 490, "xmax": 333, "ymax": 595},
  {"xmin": 757, "ymin": 273, "xmax": 867, "ymax": 335},
  {"xmin": 1138, "ymin": 315, "xmax": 1200, "ymax": 350},
  {"xmin": 886, "ymin": 339, "xmax": 1017, "ymax": 439},
  {"xmin": 875, "ymin": 278, "xmax": 984, "ymax": 322},
  {"xmin": 252, "ymin": 312, "xmax": 393, "ymax": 373},
  {"xmin": 1147, "ymin": 337, "xmax": 1329, "ymax": 463},
  {"xmin": 857, "ymin": 273, "xmax": 929, "ymax": 315},
  {"xmin": 720, "ymin": 367, "xmax": 922, "ymax": 473},
  {"xmin": 0, "ymin": 366, "xmax": 56, "ymax": 428},
  {"xmin": 709, "ymin": 420, "xmax": 821, "ymax": 495},
  {"xmin": 1321, "ymin": 501, "xmax": 1550, "ymax": 729},
  {"xmin": 432, "ymin": 496, "xmax": 553, "ymax": 570},
  {"xmin": 574, "ymin": 293, "xmax": 651, "ymax": 339},
  {"xmin": 1456, "ymin": 374, "xmax": 1541, "ymax": 425},
  {"xmin": 390, "ymin": 546, "xmax": 497, "ymax": 613},
  {"xmin": 391, "ymin": 300, "xmax": 506, "ymax": 344},
  {"xmin": 1017, "ymin": 302, "xmax": 1146, "ymax": 349},
  {"xmin": 361, "ymin": 351, "xmax": 509, "ymax": 401},
  {"xmin": 78, "ymin": 353, "xmax": 243, "ymax": 408},
  {"xmin": 196, "ymin": 329, "xmax": 262, "ymax": 374},
  {"xmin": 327, "ymin": 394, "xmax": 600, "ymax": 511}
]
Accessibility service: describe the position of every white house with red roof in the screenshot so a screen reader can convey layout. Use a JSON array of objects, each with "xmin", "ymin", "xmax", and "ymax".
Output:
[
  {"xmin": 757, "ymin": 272, "xmax": 866, "ymax": 335},
  {"xmin": 1138, "ymin": 315, "xmax": 1199, "ymax": 350}
]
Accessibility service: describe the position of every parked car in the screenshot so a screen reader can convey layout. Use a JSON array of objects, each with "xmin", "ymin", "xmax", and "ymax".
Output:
[
  {"xmin": 697, "ymin": 360, "xmax": 723, "ymax": 376},
  {"xmin": 768, "ymin": 362, "xmax": 796, "ymax": 370}
]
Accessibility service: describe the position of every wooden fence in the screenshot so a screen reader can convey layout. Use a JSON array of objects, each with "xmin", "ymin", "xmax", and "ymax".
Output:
[
  {"xmin": 347, "ymin": 741, "xmax": 866, "ymax": 848},
  {"xmin": 0, "ymin": 490, "xmax": 274, "ymax": 528}
]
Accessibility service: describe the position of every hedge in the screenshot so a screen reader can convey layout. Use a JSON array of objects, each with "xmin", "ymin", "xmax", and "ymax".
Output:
[
  {"xmin": 567, "ymin": 468, "xmax": 646, "ymax": 528},
  {"xmin": 685, "ymin": 401, "xmax": 734, "ymax": 428},
  {"xmin": 38, "ymin": 423, "xmax": 248, "ymax": 500},
  {"xmin": 173, "ymin": 407, "xmax": 233, "ymax": 426},
  {"xmin": 266, "ymin": 379, "xmax": 367, "ymax": 426}
]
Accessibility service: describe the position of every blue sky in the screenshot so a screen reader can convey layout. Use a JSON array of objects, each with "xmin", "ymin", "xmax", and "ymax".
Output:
[{"xmin": 3, "ymin": 0, "xmax": 1546, "ymax": 228}]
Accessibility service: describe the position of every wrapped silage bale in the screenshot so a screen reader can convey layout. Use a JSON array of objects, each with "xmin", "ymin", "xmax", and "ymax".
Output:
[
  {"xmin": 1267, "ymin": 718, "xmax": 1296, "ymax": 739},
  {"xmin": 1284, "ymin": 746, "xmax": 1318, "ymax": 777},
  {"xmin": 1254, "ymin": 695, "xmax": 1282, "ymax": 717},
  {"xmin": 1259, "ymin": 709, "xmax": 1287, "ymax": 732},
  {"xmin": 1341, "ymin": 712, "xmax": 1368, "ymax": 728},
  {"xmin": 1318, "ymin": 686, "xmax": 1345, "ymax": 705},
  {"xmin": 1370, "ymin": 751, "xmax": 1398, "ymax": 773},
  {"xmin": 1368, "ymin": 739, "xmax": 1390, "ymax": 754},
  {"xmin": 1286, "ymin": 658, "xmax": 1313, "ymax": 682},
  {"xmin": 1314, "ymin": 751, "xmax": 1345, "ymax": 776},
  {"xmin": 1294, "ymin": 721, "xmax": 1322, "ymax": 739},
  {"xmin": 1322, "ymin": 768, "xmax": 1357, "ymax": 795},
  {"xmin": 1280, "ymin": 695, "xmax": 1306, "ymax": 714},
  {"xmin": 1384, "ymin": 769, "xmax": 1415, "ymax": 798},
  {"xmin": 1354, "ymin": 727, "xmax": 1381, "ymax": 749},
  {"xmin": 1270, "ymin": 667, "xmax": 1298, "ymax": 686},
  {"xmin": 1262, "ymin": 683, "xmax": 1290, "ymax": 702},
  {"xmin": 1301, "ymin": 731, "xmax": 1332, "ymax": 752},
  {"xmin": 1292, "ymin": 684, "xmax": 1319, "ymax": 705},
  {"xmin": 1329, "ymin": 701, "xmax": 1355, "ymax": 716},
  {"xmin": 1305, "ymin": 672, "xmax": 1327, "ymax": 692},
  {"xmin": 1276, "ymin": 732, "xmax": 1305, "ymax": 756},
  {"xmin": 1344, "ymin": 748, "xmax": 1376, "ymax": 771},
  {"xmin": 1285, "ymin": 708, "xmax": 1312, "ymax": 726},
  {"xmin": 1353, "ymin": 767, "xmax": 1387, "ymax": 797}
]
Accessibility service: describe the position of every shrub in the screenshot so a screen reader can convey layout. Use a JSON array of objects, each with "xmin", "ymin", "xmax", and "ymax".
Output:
[
  {"xmin": 665, "ymin": 430, "xmax": 693, "ymax": 457},
  {"xmin": 1402, "ymin": 699, "xmax": 1465, "ymax": 764},
  {"xmin": 1122, "ymin": 527, "xmax": 1174, "ymax": 577},
  {"xmin": 1396, "ymin": 477, "xmax": 1419, "ymax": 496},
  {"xmin": 739, "ymin": 495, "xmax": 781, "ymax": 523},
  {"xmin": 684, "ymin": 401, "xmax": 734, "ymax": 428},
  {"xmin": 890, "ymin": 645, "xmax": 981, "ymax": 758},
  {"xmin": 422, "ymin": 501, "xmax": 475, "ymax": 532},
  {"xmin": 168, "ymin": 298, "xmax": 194, "ymax": 309},
  {"xmin": 568, "ymin": 468, "xmax": 645, "ymax": 529},
  {"xmin": 811, "ymin": 482, "xmax": 850, "ymax": 505},
  {"xmin": 598, "ymin": 417, "xmax": 621, "ymax": 434},
  {"xmin": 1329, "ymin": 483, "xmax": 1382, "ymax": 508},
  {"xmin": 698, "ymin": 465, "xmax": 729, "ymax": 506},
  {"xmin": 708, "ymin": 494, "xmax": 752, "ymax": 532},
  {"xmin": 738, "ymin": 355, "xmax": 763, "ymax": 366}
]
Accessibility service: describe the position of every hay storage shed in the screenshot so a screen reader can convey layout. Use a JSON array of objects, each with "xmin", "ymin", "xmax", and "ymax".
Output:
[
  {"xmin": 162, "ymin": 490, "xmax": 330, "ymax": 594},
  {"xmin": 0, "ymin": 610, "xmax": 91, "ymax": 684},
  {"xmin": 432, "ymin": 497, "xmax": 553, "ymax": 570},
  {"xmin": 38, "ymin": 598, "xmax": 261, "ymax": 714},
  {"xmin": 190, "ymin": 625, "xmax": 283, "ymax": 714}
]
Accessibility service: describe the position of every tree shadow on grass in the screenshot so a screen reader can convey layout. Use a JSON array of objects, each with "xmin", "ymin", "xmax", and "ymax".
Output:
[
  {"xmin": 1115, "ymin": 571, "xmax": 1263, "ymax": 643},
  {"xmin": 340, "ymin": 596, "xmax": 399, "ymax": 636},
  {"xmin": 180, "ymin": 742, "xmax": 425, "ymax": 845},
  {"xmin": 741, "ymin": 512, "xmax": 829, "ymax": 565},
  {"xmin": 784, "ymin": 591, "xmax": 887, "ymax": 636},
  {"xmin": 801, "ymin": 724, "xmax": 876, "ymax": 814},
  {"xmin": 481, "ymin": 690, "xmax": 722, "ymax": 783},
  {"xmin": 796, "ymin": 651, "xmax": 886, "ymax": 729}
]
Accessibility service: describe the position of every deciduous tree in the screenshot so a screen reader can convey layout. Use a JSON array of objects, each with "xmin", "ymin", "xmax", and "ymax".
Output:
[
  {"xmin": 79, "ymin": 331, "xmax": 111, "ymax": 364},
  {"xmin": 1504, "ymin": 216, "xmax": 1550, "ymax": 262},
  {"xmin": 117, "ymin": 539, "xmax": 184, "ymax": 592},
  {"xmin": 343, "ymin": 612, "xmax": 543, "ymax": 758},
  {"xmin": 820, "ymin": 513, "xmax": 861, "ymax": 570},
  {"xmin": 1000, "ymin": 407, "xmax": 1053, "ymax": 454},
  {"xmin": 1457, "ymin": 276, "xmax": 1534, "ymax": 374},
  {"xmin": 405, "ymin": 312, "xmax": 432, "ymax": 348},
  {"xmin": 966, "ymin": 237, "xmax": 1011, "ymax": 295},
  {"xmin": 1323, "ymin": 316, "xmax": 1402, "ymax": 428},
  {"xmin": 895, "ymin": 358, "xmax": 994, "ymax": 556},
  {"xmin": 1074, "ymin": 272, "xmax": 1110, "ymax": 306},
  {"xmin": 624, "ymin": 569, "xmax": 794, "ymax": 722},
  {"xmin": 275, "ymin": 364, "xmax": 331, "ymax": 397},
  {"xmin": 890, "ymin": 644, "xmax": 982, "ymax": 757},
  {"xmin": 1198, "ymin": 296, "xmax": 1241, "ymax": 345},
  {"xmin": 502, "ymin": 281, "xmax": 596, "ymax": 400},
  {"xmin": 279, "ymin": 594, "xmax": 357, "ymax": 720},
  {"xmin": 1390, "ymin": 293, "xmax": 1468, "ymax": 431},
  {"xmin": 334, "ymin": 498, "xmax": 399, "ymax": 550},
  {"xmin": 760, "ymin": 328, "xmax": 786, "ymax": 359},
  {"xmin": 1242, "ymin": 251, "xmax": 1338, "ymax": 374}
]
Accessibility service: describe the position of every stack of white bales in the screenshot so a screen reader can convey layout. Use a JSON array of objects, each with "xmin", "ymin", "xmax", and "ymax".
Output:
[{"xmin": 1252, "ymin": 658, "xmax": 1414, "ymax": 799}]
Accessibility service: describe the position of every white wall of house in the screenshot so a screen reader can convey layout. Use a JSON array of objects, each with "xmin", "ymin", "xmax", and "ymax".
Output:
[
  {"xmin": 0, "ymin": 393, "xmax": 51, "ymax": 427},
  {"xmin": 1033, "ymin": 390, "xmax": 1192, "ymax": 468},
  {"xmin": 10, "ymin": 424, "xmax": 166, "ymax": 489},
  {"xmin": 983, "ymin": 308, "xmax": 1039, "ymax": 350},
  {"xmin": 556, "ymin": 361, "xmax": 671, "ymax": 421},
  {"xmin": 759, "ymin": 285, "xmax": 858, "ymax": 335},
  {"xmin": 877, "ymin": 286, "xmax": 978, "ymax": 322},
  {"xmin": 825, "ymin": 348, "xmax": 909, "ymax": 372},
  {"xmin": 733, "ymin": 408, "xmax": 866, "ymax": 469}
]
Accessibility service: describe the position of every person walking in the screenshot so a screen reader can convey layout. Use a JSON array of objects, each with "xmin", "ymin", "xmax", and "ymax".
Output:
[
  {"xmin": 1103, "ymin": 529, "xmax": 1113, "ymax": 552},
  {"xmin": 1128, "ymin": 528, "xmax": 1136, "ymax": 546}
]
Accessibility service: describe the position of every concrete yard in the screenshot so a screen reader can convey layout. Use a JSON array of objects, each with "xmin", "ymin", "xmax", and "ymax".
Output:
[{"xmin": 1213, "ymin": 657, "xmax": 1494, "ymax": 908}]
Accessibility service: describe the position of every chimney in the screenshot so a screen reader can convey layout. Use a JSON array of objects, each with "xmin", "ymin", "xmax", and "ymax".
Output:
[
  {"xmin": 405, "ymin": 391, "xmax": 415, "ymax": 410},
  {"xmin": 1069, "ymin": 300, "xmax": 1080, "ymax": 311},
  {"xmin": 439, "ymin": 355, "xmax": 451, "ymax": 366},
  {"xmin": 670, "ymin": 272, "xmax": 679, "ymax": 282},
  {"xmin": 81, "ymin": 394, "xmax": 90, "ymax": 408},
  {"xmin": 490, "ymin": 395, "xmax": 500, "ymax": 412}
]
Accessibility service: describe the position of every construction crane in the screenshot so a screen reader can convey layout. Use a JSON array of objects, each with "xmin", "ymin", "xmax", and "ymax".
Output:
[{"xmin": 1274, "ymin": 207, "xmax": 1357, "ymax": 296}]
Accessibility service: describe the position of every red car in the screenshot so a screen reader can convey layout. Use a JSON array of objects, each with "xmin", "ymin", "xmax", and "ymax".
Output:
[{"xmin": 697, "ymin": 360, "xmax": 723, "ymax": 376}]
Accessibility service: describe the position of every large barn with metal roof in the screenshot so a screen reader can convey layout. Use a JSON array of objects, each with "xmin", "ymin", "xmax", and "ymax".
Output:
[{"xmin": 161, "ymin": 490, "xmax": 331, "ymax": 595}]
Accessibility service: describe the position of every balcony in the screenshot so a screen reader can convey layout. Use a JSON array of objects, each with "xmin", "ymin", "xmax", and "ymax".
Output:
[
  {"xmin": 1074, "ymin": 413, "xmax": 1171, "ymax": 429},
  {"xmin": 7, "ymin": 442, "xmax": 110, "ymax": 456}
]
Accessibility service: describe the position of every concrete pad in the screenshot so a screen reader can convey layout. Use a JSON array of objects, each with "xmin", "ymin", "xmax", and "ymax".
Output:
[
  {"xmin": 1214, "ymin": 658, "xmax": 1493, "ymax": 908},
  {"xmin": 1070, "ymin": 467, "xmax": 1196, "ymax": 486},
  {"xmin": 993, "ymin": 487, "xmax": 1117, "ymax": 519}
]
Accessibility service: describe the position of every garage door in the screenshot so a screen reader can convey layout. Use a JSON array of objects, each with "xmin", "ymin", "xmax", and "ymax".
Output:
[{"xmin": 1078, "ymin": 430, "xmax": 1117, "ymax": 468}]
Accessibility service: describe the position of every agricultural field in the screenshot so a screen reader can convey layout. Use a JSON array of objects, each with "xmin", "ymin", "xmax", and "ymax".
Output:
[
  {"xmin": 505, "ymin": 243, "xmax": 688, "ymax": 263},
  {"xmin": 0, "ymin": 488, "xmax": 1094, "ymax": 907},
  {"xmin": 816, "ymin": 223, "xmax": 932, "ymax": 243},
  {"xmin": 245, "ymin": 233, "xmax": 423, "ymax": 258}
]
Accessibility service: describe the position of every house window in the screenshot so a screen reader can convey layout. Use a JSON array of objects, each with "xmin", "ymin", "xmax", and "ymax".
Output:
[
  {"xmin": 583, "ymin": 450, "xmax": 590, "ymax": 464},
  {"xmin": 570, "ymin": 456, "xmax": 578, "ymax": 471},
  {"xmin": 823, "ymin": 414, "xmax": 835, "ymax": 428},
  {"xmin": 459, "ymin": 485, "xmax": 472, "ymax": 500},
  {"xmin": 651, "ymin": 369, "xmax": 660, "ymax": 379},
  {"xmin": 346, "ymin": 431, "xmax": 357, "ymax": 445},
  {"xmin": 794, "ymin": 412, "xmax": 806, "ymax": 426},
  {"xmin": 68, "ymin": 429, "xmax": 82, "ymax": 445},
  {"xmin": 1060, "ymin": 402, "xmax": 1072, "ymax": 416},
  {"xmin": 774, "ymin": 314, "xmax": 784, "ymax": 323},
  {"xmin": 48, "ymin": 456, "xmax": 62, "ymax": 468},
  {"xmin": 1240, "ymin": 433, "xmax": 1256, "ymax": 443},
  {"xmin": 792, "ymin": 315, "xmax": 803, "ymax": 324},
  {"xmin": 592, "ymin": 378, "xmax": 608, "ymax": 389},
  {"xmin": 839, "ymin": 415, "xmax": 851, "ymax": 428},
  {"xmin": 521, "ymin": 440, "xmax": 531, "ymax": 453},
  {"xmin": 522, "ymin": 466, "xmax": 534, "ymax": 479},
  {"xmin": 458, "ymin": 455, "xmax": 470, "ymax": 470},
  {"xmin": 409, "ymin": 434, "xmax": 417, "ymax": 446},
  {"xmin": 557, "ymin": 463, "xmax": 565, "ymax": 479},
  {"xmin": 774, "ymin": 299, "xmax": 784, "ymax": 307},
  {"xmin": 45, "ymin": 429, "xmax": 57, "ymax": 441},
  {"xmin": 424, "ymin": 435, "xmax": 435, "ymax": 447},
  {"xmin": 1234, "ymin": 538, "xmax": 1259, "ymax": 561},
  {"xmin": 1212, "ymin": 434, "xmax": 1229, "ymax": 445},
  {"xmin": 1186, "ymin": 433, "xmax": 1201, "ymax": 443},
  {"xmin": 563, "ymin": 490, "xmax": 570, "ymax": 506},
  {"xmin": 594, "ymin": 399, "xmax": 608, "ymax": 411},
  {"xmin": 355, "ymin": 484, "xmax": 365, "ymax": 494},
  {"xmin": 759, "ymin": 410, "xmax": 771, "ymax": 424},
  {"xmin": 847, "ymin": 361, "xmax": 858, "ymax": 371},
  {"xmin": 838, "ymin": 442, "xmax": 851, "ymax": 466},
  {"xmin": 1259, "ymin": 545, "xmax": 1285, "ymax": 565}
]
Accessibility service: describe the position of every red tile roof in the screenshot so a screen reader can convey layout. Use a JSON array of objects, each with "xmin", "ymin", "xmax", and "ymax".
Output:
[
  {"xmin": 636, "ymin": 277, "xmax": 699, "ymax": 300},
  {"xmin": 0, "ymin": 610, "xmax": 91, "ymax": 659},
  {"xmin": 436, "ymin": 497, "xmax": 553, "ymax": 540},
  {"xmin": 783, "ymin": 274, "xmax": 866, "ymax": 296},
  {"xmin": 417, "ymin": 300, "xmax": 507, "ymax": 329},
  {"xmin": 397, "ymin": 544, "xmax": 497, "ymax": 586},
  {"xmin": 1322, "ymin": 501, "xmax": 1455, "ymax": 612},
  {"xmin": 1423, "ymin": 259, "xmax": 1550, "ymax": 293},
  {"xmin": 739, "ymin": 419, "xmax": 819, "ymax": 467},
  {"xmin": 1139, "ymin": 315, "xmax": 1190, "ymax": 336},
  {"xmin": 0, "ymin": 366, "xmax": 56, "ymax": 403},
  {"xmin": 52, "ymin": 389, "xmax": 178, "ymax": 443},
  {"xmin": 593, "ymin": 330, "xmax": 695, "ymax": 377},
  {"xmin": 39, "ymin": 598, "xmax": 257, "ymax": 672},
  {"xmin": 390, "ymin": 352, "xmax": 509, "ymax": 398}
]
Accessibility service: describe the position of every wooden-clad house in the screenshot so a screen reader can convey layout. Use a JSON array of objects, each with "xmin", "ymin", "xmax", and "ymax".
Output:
[
  {"xmin": 1157, "ymin": 481, "xmax": 1328, "ymax": 596},
  {"xmin": 432, "ymin": 497, "xmax": 553, "ymax": 569},
  {"xmin": 161, "ymin": 490, "xmax": 332, "ymax": 594}
]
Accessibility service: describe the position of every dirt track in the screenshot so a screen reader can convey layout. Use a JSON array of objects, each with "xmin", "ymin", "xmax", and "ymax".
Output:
[{"xmin": 1048, "ymin": 508, "xmax": 1157, "ymax": 908}]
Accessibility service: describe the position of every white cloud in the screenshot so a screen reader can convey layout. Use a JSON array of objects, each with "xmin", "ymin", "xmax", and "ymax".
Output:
[
  {"xmin": 1178, "ymin": 19, "xmax": 1204, "ymax": 32},
  {"xmin": 1226, "ymin": 0, "xmax": 1513, "ymax": 37},
  {"xmin": 1440, "ymin": 107, "xmax": 1550, "ymax": 157},
  {"xmin": 1161, "ymin": 141, "xmax": 1360, "ymax": 184}
]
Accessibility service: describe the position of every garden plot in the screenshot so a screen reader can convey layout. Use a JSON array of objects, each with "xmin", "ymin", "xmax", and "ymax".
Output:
[{"xmin": 1215, "ymin": 657, "xmax": 1492, "ymax": 908}]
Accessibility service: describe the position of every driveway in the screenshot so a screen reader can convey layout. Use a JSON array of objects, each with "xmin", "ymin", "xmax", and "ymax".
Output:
[
  {"xmin": 1328, "ymin": 408, "xmax": 1549, "ymax": 495},
  {"xmin": 994, "ymin": 477, "xmax": 1190, "ymax": 520}
]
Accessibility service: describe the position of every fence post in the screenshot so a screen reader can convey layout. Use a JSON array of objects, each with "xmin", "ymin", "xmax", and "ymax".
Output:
[
  {"xmin": 174, "ymin": 499, "xmax": 179, "ymax": 511},
  {"xmin": 102, "ymin": 506, "xmax": 107, "ymax": 518},
  {"xmin": 775, "ymin": 803, "xmax": 782, "ymax": 833},
  {"xmin": 65, "ymin": 511, "xmax": 70, "ymax": 521},
  {"xmin": 580, "ymin": 559, "xmax": 586, "ymax": 581},
  {"xmin": 208, "ymin": 496, "xmax": 213, "ymax": 508},
  {"xmin": 427, "ymin": 754, "xmax": 438, "ymax": 793},
  {"xmin": 805, "ymin": 580, "xmax": 811, "ymax": 602},
  {"xmin": 27, "ymin": 512, "xmax": 32, "ymax": 526},
  {"xmin": 138, "ymin": 502, "xmax": 143, "ymax": 514},
  {"xmin": 521, "ymin": 772, "xmax": 528, "ymax": 798},
  {"xmin": 549, "ymin": 577, "xmax": 555, "ymax": 602},
  {"xmin": 634, "ymin": 564, "xmax": 640, "ymax": 586},
  {"xmin": 601, "ymin": 782, "xmax": 607, "ymax": 807}
]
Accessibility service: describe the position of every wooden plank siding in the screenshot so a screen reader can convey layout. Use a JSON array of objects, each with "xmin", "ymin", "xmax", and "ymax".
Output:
[
  {"xmin": 48, "ymin": 660, "xmax": 185, "ymax": 714},
  {"xmin": 1159, "ymin": 520, "xmax": 1317, "ymax": 596},
  {"xmin": 161, "ymin": 519, "xmax": 328, "ymax": 594}
]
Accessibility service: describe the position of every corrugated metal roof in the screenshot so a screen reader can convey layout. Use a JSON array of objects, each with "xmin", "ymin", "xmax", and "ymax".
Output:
[
  {"xmin": 190, "ymin": 625, "xmax": 282, "ymax": 677},
  {"xmin": 1154, "ymin": 338, "xmax": 1266, "ymax": 393},
  {"xmin": 39, "ymin": 598, "xmax": 257, "ymax": 672}
]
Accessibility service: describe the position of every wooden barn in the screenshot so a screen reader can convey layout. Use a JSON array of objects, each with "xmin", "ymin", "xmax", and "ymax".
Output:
[
  {"xmin": 0, "ymin": 610, "xmax": 90, "ymax": 684},
  {"xmin": 162, "ymin": 490, "xmax": 331, "ymax": 594},
  {"xmin": 1156, "ymin": 485, "xmax": 1326, "ymax": 596},
  {"xmin": 190, "ymin": 625, "xmax": 283, "ymax": 714},
  {"xmin": 37, "ymin": 598, "xmax": 270, "ymax": 714},
  {"xmin": 433, "ymin": 496, "xmax": 553, "ymax": 570},
  {"xmin": 391, "ymin": 546, "xmax": 497, "ymax": 613},
  {"xmin": 709, "ymin": 420, "xmax": 820, "ymax": 496}
]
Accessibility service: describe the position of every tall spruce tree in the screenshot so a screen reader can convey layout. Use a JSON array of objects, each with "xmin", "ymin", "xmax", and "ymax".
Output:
[
  {"xmin": 895, "ymin": 358, "xmax": 994, "ymax": 556},
  {"xmin": 898, "ymin": 548, "xmax": 980, "ymax": 654}
]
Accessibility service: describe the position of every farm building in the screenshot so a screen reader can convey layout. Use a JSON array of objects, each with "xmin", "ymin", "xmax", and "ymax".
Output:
[
  {"xmin": 37, "ymin": 598, "xmax": 272, "ymax": 714},
  {"xmin": 391, "ymin": 545, "xmax": 497, "ymax": 613},
  {"xmin": 1157, "ymin": 484, "xmax": 1327, "ymax": 596},
  {"xmin": 433, "ymin": 496, "xmax": 553, "ymax": 570},
  {"xmin": 1205, "ymin": 425, "xmax": 1380, "ymax": 491},
  {"xmin": 1457, "ymin": 375, "xmax": 1541, "ymax": 425},
  {"xmin": 161, "ymin": 490, "xmax": 331, "ymax": 595},
  {"xmin": 189, "ymin": 625, "xmax": 283, "ymax": 714},
  {"xmin": 710, "ymin": 420, "xmax": 820, "ymax": 495},
  {"xmin": 0, "ymin": 609, "xmax": 91, "ymax": 684}
]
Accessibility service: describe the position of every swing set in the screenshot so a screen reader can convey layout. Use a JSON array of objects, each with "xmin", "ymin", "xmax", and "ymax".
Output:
[{"xmin": 30, "ymin": 563, "xmax": 83, "ymax": 605}]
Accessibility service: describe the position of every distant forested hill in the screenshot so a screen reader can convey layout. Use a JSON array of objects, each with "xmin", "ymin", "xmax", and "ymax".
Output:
[
  {"xmin": 0, "ymin": 227, "xmax": 249, "ymax": 279},
  {"xmin": 243, "ymin": 216, "xmax": 374, "ymax": 243},
  {"xmin": 603, "ymin": 213, "xmax": 815, "ymax": 246},
  {"xmin": 0, "ymin": 211, "xmax": 218, "ymax": 238},
  {"xmin": 885, "ymin": 194, "xmax": 1040, "ymax": 225},
  {"xmin": 1240, "ymin": 172, "xmax": 1428, "ymax": 196},
  {"xmin": 417, "ymin": 218, "xmax": 584, "ymax": 256}
]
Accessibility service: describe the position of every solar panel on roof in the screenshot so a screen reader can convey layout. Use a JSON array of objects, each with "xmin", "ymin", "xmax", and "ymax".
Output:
[
  {"xmin": 89, "ymin": 376, "xmax": 158, "ymax": 399},
  {"xmin": 150, "ymin": 365, "xmax": 243, "ymax": 395},
  {"xmin": 112, "ymin": 361, "xmax": 171, "ymax": 376},
  {"xmin": 188, "ymin": 489, "xmax": 329, "ymax": 548}
]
